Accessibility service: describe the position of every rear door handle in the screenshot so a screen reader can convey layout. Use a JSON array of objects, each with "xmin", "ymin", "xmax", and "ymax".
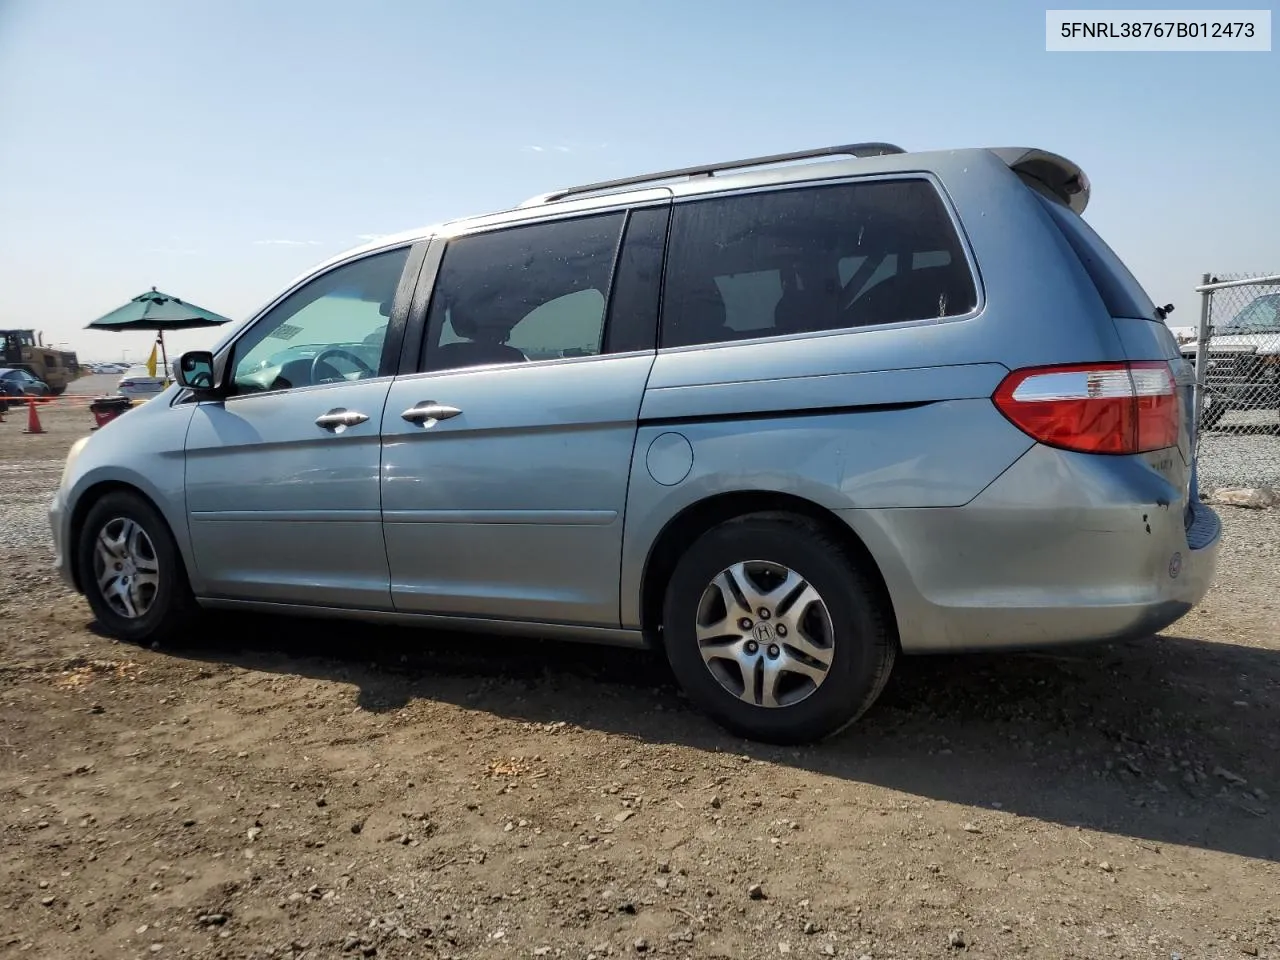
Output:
[
  {"xmin": 401, "ymin": 401, "xmax": 462, "ymax": 425},
  {"xmin": 315, "ymin": 408, "xmax": 369, "ymax": 432}
]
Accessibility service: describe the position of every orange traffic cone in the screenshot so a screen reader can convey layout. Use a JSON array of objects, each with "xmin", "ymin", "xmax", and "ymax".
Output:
[{"xmin": 23, "ymin": 398, "xmax": 45, "ymax": 434}]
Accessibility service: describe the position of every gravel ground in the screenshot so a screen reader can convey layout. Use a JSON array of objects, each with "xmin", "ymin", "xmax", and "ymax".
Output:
[
  {"xmin": 1197, "ymin": 420, "xmax": 1280, "ymax": 492},
  {"xmin": 2, "ymin": 395, "xmax": 1278, "ymax": 960},
  {"xmin": 0, "ymin": 457, "xmax": 65, "ymax": 550}
]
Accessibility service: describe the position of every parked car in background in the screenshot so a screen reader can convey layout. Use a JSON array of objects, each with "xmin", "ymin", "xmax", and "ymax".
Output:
[
  {"xmin": 116, "ymin": 365, "xmax": 168, "ymax": 401},
  {"xmin": 49, "ymin": 142, "xmax": 1221, "ymax": 744},
  {"xmin": 0, "ymin": 366, "xmax": 52, "ymax": 402},
  {"xmin": 1179, "ymin": 291, "xmax": 1280, "ymax": 429},
  {"xmin": 86, "ymin": 361, "xmax": 129, "ymax": 374}
]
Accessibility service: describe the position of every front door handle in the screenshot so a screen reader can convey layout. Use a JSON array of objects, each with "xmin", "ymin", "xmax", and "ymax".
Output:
[
  {"xmin": 401, "ymin": 401, "xmax": 462, "ymax": 425},
  {"xmin": 315, "ymin": 408, "xmax": 369, "ymax": 432}
]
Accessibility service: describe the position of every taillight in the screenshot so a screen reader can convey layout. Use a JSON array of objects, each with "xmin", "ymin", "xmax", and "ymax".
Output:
[{"xmin": 993, "ymin": 361, "xmax": 1179, "ymax": 455}]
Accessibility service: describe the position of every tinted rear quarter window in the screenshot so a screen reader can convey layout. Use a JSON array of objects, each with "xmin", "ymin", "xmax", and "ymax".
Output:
[
  {"xmin": 422, "ymin": 212, "xmax": 625, "ymax": 371},
  {"xmin": 661, "ymin": 179, "xmax": 978, "ymax": 349},
  {"xmin": 1035, "ymin": 193, "xmax": 1158, "ymax": 321}
]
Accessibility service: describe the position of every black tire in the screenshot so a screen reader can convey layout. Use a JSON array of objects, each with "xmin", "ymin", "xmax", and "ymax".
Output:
[
  {"xmin": 76, "ymin": 490, "xmax": 195, "ymax": 645},
  {"xmin": 662, "ymin": 513, "xmax": 896, "ymax": 745}
]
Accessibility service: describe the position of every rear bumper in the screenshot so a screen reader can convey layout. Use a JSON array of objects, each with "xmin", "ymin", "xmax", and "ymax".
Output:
[{"xmin": 840, "ymin": 445, "xmax": 1221, "ymax": 653}]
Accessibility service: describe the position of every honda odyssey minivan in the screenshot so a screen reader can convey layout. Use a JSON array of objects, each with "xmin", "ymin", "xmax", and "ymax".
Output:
[{"xmin": 50, "ymin": 142, "xmax": 1221, "ymax": 743}]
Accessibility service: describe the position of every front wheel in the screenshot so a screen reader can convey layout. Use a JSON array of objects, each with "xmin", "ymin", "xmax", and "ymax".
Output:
[
  {"xmin": 662, "ymin": 514, "xmax": 897, "ymax": 744},
  {"xmin": 76, "ymin": 491, "xmax": 195, "ymax": 645}
]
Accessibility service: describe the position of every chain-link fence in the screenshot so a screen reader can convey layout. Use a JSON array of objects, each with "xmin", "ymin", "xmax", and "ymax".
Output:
[{"xmin": 1192, "ymin": 273, "xmax": 1280, "ymax": 491}]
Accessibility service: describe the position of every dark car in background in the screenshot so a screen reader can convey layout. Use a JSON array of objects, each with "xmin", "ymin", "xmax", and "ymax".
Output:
[{"xmin": 0, "ymin": 367, "xmax": 52, "ymax": 403}]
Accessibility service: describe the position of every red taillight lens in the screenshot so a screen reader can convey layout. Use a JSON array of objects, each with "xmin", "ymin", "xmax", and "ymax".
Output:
[{"xmin": 993, "ymin": 361, "xmax": 1179, "ymax": 455}]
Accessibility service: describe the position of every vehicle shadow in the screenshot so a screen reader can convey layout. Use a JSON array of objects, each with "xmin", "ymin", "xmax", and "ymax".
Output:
[{"xmin": 156, "ymin": 613, "xmax": 1280, "ymax": 864}]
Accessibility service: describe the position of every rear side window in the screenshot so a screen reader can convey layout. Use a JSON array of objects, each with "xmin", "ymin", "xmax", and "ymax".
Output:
[
  {"xmin": 660, "ymin": 179, "xmax": 978, "ymax": 349},
  {"xmin": 1035, "ymin": 193, "xmax": 1158, "ymax": 321},
  {"xmin": 422, "ymin": 212, "xmax": 625, "ymax": 372}
]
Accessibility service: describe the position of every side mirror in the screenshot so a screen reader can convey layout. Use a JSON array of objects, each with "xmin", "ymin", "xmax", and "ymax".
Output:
[{"xmin": 176, "ymin": 351, "xmax": 218, "ymax": 393}]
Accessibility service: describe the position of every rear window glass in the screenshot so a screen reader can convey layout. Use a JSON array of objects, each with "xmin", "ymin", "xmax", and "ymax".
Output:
[
  {"xmin": 1035, "ymin": 193, "xmax": 1158, "ymax": 321},
  {"xmin": 661, "ymin": 179, "xmax": 978, "ymax": 349}
]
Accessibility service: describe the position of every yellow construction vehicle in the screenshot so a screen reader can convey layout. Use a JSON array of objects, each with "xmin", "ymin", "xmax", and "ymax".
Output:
[{"xmin": 0, "ymin": 329, "xmax": 79, "ymax": 395}]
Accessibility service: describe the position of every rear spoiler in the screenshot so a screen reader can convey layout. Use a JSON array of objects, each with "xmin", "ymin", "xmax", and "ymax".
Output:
[{"xmin": 989, "ymin": 147, "xmax": 1091, "ymax": 215}]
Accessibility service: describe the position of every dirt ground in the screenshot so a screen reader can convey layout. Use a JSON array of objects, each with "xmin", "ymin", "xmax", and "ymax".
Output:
[{"xmin": 2, "ymin": 394, "xmax": 1278, "ymax": 960}]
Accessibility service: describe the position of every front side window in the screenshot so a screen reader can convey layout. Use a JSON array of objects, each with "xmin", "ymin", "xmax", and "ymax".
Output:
[
  {"xmin": 423, "ymin": 212, "xmax": 625, "ymax": 372},
  {"xmin": 661, "ymin": 179, "xmax": 978, "ymax": 349},
  {"xmin": 229, "ymin": 247, "xmax": 410, "ymax": 394}
]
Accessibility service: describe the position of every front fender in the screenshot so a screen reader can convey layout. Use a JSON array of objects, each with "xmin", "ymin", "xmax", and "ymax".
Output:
[{"xmin": 61, "ymin": 398, "xmax": 200, "ymax": 592}]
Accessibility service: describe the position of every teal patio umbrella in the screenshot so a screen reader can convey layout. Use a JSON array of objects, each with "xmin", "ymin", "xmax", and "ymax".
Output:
[{"xmin": 86, "ymin": 287, "xmax": 232, "ymax": 379}]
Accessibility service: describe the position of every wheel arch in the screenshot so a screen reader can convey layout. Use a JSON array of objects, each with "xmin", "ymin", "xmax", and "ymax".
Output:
[
  {"xmin": 638, "ymin": 491, "xmax": 899, "ymax": 646},
  {"xmin": 68, "ymin": 481, "xmax": 186, "ymax": 594}
]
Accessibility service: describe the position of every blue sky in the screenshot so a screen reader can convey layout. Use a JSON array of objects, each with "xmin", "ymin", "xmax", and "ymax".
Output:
[{"xmin": 1, "ymin": 0, "xmax": 1276, "ymax": 361}]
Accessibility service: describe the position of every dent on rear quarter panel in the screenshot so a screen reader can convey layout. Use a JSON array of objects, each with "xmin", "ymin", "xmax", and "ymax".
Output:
[
  {"xmin": 839, "ymin": 443, "xmax": 1196, "ymax": 652},
  {"xmin": 617, "ymin": 400, "xmax": 1034, "ymax": 628}
]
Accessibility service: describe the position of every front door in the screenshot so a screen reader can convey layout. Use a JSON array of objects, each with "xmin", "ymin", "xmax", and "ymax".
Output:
[
  {"xmin": 185, "ymin": 245, "xmax": 417, "ymax": 609},
  {"xmin": 381, "ymin": 205, "xmax": 669, "ymax": 626}
]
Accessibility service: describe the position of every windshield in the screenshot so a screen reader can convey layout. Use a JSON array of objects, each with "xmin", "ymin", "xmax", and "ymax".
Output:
[{"xmin": 1221, "ymin": 292, "xmax": 1280, "ymax": 332}]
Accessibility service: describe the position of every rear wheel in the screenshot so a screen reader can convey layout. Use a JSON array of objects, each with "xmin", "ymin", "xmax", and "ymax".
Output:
[
  {"xmin": 662, "ymin": 513, "xmax": 896, "ymax": 744},
  {"xmin": 76, "ymin": 491, "xmax": 195, "ymax": 645}
]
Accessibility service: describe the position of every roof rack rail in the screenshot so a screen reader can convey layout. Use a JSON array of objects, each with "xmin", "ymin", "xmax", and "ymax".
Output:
[{"xmin": 517, "ymin": 141, "xmax": 907, "ymax": 208}]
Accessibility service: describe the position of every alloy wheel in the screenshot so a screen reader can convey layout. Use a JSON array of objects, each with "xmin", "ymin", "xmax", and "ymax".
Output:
[
  {"xmin": 92, "ymin": 517, "xmax": 160, "ymax": 619},
  {"xmin": 694, "ymin": 560, "xmax": 835, "ymax": 708}
]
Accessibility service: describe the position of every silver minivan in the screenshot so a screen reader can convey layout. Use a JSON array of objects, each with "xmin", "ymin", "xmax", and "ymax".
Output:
[{"xmin": 50, "ymin": 143, "xmax": 1221, "ymax": 743}]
